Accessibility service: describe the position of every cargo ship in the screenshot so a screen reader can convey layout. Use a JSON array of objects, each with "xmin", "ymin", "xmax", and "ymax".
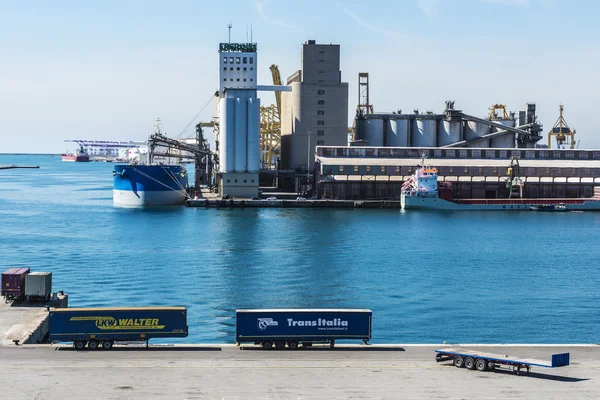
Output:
[
  {"xmin": 113, "ymin": 164, "xmax": 188, "ymax": 207},
  {"xmin": 400, "ymin": 156, "xmax": 600, "ymax": 211},
  {"xmin": 62, "ymin": 145, "xmax": 90, "ymax": 162},
  {"xmin": 113, "ymin": 120, "xmax": 189, "ymax": 207}
]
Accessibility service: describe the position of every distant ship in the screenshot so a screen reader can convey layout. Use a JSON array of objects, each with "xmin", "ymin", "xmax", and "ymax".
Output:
[
  {"xmin": 112, "ymin": 120, "xmax": 189, "ymax": 207},
  {"xmin": 401, "ymin": 156, "xmax": 600, "ymax": 211},
  {"xmin": 62, "ymin": 145, "xmax": 90, "ymax": 162}
]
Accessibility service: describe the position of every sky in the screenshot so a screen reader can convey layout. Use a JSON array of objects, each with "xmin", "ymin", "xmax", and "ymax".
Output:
[{"xmin": 1, "ymin": 0, "xmax": 599, "ymax": 153}]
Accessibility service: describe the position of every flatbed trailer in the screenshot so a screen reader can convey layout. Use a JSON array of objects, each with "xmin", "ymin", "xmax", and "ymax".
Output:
[{"xmin": 435, "ymin": 347, "xmax": 570, "ymax": 375}]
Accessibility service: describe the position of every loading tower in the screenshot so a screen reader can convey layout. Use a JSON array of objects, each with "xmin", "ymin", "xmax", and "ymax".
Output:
[{"xmin": 547, "ymin": 105, "xmax": 576, "ymax": 149}]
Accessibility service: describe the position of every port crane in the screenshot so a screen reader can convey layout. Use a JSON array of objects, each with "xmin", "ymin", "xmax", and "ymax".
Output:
[
  {"xmin": 547, "ymin": 105, "xmax": 576, "ymax": 149},
  {"xmin": 505, "ymin": 156, "xmax": 524, "ymax": 199},
  {"xmin": 259, "ymin": 65, "xmax": 282, "ymax": 169}
]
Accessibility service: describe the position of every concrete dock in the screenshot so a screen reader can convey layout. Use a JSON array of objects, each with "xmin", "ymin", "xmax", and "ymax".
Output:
[
  {"xmin": 0, "ymin": 344, "xmax": 598, "ymax": 399},
  {"xmin": 187, "ymin": 198, "xmax": 401, "ymax": 209},
  {"xmin": 0, "ymin": 294, "xmax": 68, "ymax": 346},
  {"xmin": 0, "ymin": 301, "xmax": 49, "ymax": 345}
]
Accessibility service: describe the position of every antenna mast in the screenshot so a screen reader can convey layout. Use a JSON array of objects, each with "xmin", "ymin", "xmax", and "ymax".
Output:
[{"xmin": 228, "ymin": 22, "xmax": 232, "ymax": 44}]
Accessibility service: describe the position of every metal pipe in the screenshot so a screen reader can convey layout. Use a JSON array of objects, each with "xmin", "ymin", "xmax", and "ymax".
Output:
[{"xmin": 443, "ymin": 124, "xmax": 533, "ymax": 148}]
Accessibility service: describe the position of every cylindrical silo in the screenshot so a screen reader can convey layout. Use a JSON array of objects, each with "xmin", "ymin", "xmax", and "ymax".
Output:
[
  {"xmin": 246, "ymin": 97, "xmax": 261, "ymax": 172},
  {"xmin": 491, "ymin": 119, "xmax": 516, "ymax": 148},
  {"xmin": 464, "ymin": 121, "xmax": 490, "ymax": 148},
  {"xmin": 438, "ymin": 120, "xmax": 462, "ymax": 146},
  {"xmin": 363, "ymin": 118, "xmax": 384, "ymax": 146},
  {"xmin": 219, "ymin": 97, "xmax": 236, "ymax": 173},
  {"xmin": 386, "ymin": 118, "xmax": 409, "ymax": 147},
  {"xmin": 411, "ymin": 118, "xmax": 437, "ymax": 147},
  {"xmin": 234, "ymin": 97, "xmax": 247, "ymax": 172}
]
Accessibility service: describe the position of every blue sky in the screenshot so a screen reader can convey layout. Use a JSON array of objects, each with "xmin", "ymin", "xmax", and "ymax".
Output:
[{"xmin": 1, "ymin": 0, "xmax": 599, "ymax": 152}]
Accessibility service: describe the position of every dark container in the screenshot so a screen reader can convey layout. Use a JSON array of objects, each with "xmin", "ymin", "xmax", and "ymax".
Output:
[
  {"xmin": 1, "ymin": 268, "xmax": 30, "ymax": 299},
  {"xmin": 49, "ymin": 306, "xmax": 188, "ymax": 343},
  {"xmin": 236, "ymin": 309, "xmax": 372, "ymax": 343}
]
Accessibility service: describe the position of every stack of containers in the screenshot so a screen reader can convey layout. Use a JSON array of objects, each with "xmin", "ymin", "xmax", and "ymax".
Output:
[
  {"xmin": 25, "ymin": 272, "xmax": 52, "ymax": 300},
  {"xmin": 1, "ymin": 268, "xmax": 30, "ymax": 300}
]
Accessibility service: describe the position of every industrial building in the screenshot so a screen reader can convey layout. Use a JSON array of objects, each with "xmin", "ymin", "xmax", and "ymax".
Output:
[
  {"xmin": 216, "ymin": 42, "xmax": 262, "ymax": 198},
  {"xmin": 353, "ymin": 101, "xmax": 543, "ymax": 149},
  {"xmin": 280, "ymin": 40, "xmax": 349, "ymax": 171},
  {"xmin": 315, "ymin": 146, "xmax": 600, "ymax": 200}
]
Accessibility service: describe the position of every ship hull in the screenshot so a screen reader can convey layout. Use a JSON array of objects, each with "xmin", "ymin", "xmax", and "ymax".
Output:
[
  {"xmin": 113, "ymin": 165, "xmax": 188, "ymax": 207},
  {"xmin": 62, "ymin": 155, "xmax": 90, "ymax": 162},
  {"xmin": 402, "ymin": 196, "xmax": 600, "ymax": 211}
]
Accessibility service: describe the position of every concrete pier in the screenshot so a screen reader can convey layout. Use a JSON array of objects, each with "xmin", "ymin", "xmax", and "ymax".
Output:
[
  {"xmin": 187, "ymin": 198, "xmax": 402, "ymax": 209},
  {"xmin": 0, "ymin": 294, "xmax": 68, "ymax": 346},
  {"xmin": 0, "ymin": 344, "xmax": 598, "ymax": 399}
]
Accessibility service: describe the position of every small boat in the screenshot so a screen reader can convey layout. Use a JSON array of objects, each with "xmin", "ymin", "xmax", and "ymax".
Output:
[{"xmin": 530, "ymin": 204, "xmax": 567, "ymax": 212}]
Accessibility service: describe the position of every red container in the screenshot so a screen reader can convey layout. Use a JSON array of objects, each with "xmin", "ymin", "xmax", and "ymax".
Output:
[{"xmin": 1, "ymin": 268, "xmax": 30, "ymax": 299}]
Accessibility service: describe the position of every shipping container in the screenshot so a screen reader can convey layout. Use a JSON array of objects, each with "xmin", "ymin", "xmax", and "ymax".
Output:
[
  {"xmin": 236, "ymin": 308, "xmax": 372, "ymax": 349},
  {"xmin": 1, "ymin": 268, "xmax": 30, "ymax": 300},
  {"xmin": 50, "ymin": 306, "xmax": 188, "ymax": 350},
  {"xmin": 25, "ymin": 272, "xmax": 52, "ymax": 299}
]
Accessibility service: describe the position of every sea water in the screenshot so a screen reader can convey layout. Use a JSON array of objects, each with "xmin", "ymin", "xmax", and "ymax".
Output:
[{"xmin": 1, "ymin": 154, "xmax": 599, "ymax": 343}]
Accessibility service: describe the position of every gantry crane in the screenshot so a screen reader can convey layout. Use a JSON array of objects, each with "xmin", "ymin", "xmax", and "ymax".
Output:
[
  {"xmin": 547, "ymin": 105, "xmax": 576, "ymax": 149},
  {"xmin": 488, "ymin": 104, "xmax": 510, "ymax": 120},
  {"xmin": 259, "ymin": 65, "xmax": 282, "ymax": 169}
]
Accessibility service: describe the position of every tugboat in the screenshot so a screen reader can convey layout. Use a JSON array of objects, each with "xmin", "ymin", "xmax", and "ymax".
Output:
[
  {"xmin": 62, "ymin": 145, "xmax": 90, "ymax": 162},
  {"xmin": 113, "ymin": 119, "xmax": 189, "ymax": 207}
]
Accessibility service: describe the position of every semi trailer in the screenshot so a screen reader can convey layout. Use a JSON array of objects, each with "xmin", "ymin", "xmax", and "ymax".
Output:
[
  {"xmin": 49, "ymin": 306, "xmax": 188, "ymax": 350},
  {"xmin": 435, "ymin": 347, "xmax": 570, "ymax": 375},
  {"xmin": 236, "ymin": 308, "xmax": 372, "ymax": 349}
]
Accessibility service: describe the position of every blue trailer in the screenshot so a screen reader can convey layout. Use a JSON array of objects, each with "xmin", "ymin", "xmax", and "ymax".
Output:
[
  {"xmin": 236, "ymin": 309, "xmax": 372, "ymax": 349},
  {"xmin": 435, "ymin": 347, "xmax": 570, "ymax": 375},
  {"xmin": 49, "ymin": 307, "xmax": 188, "ymax": 350}
]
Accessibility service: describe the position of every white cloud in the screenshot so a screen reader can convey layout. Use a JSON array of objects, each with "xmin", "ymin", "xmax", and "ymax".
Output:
[
  {"xmin": 342, "ymin": 7, "xmax": 406, "ymax": 39},
  {"xmin": 256, "ymin": 1, "xmax": 299, "ymax": 29}
]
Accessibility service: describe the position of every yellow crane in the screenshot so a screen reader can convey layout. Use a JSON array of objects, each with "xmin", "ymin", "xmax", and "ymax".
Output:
[
  {"xmin": 260, "ymin": 64, "xmax": 282, "ymax": 168},
  {"xmin": 488, "ymin": 104, "xmax": 510, "ymax": 120},
  {"xmin": 547, "ymin": 105, "xmax": 576, "ymax": 149}
]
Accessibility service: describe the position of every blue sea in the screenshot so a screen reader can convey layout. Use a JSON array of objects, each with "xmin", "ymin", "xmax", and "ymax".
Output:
[{"xmin": 1, "ymin": 154, "xmax": 599, "ymax": 344}]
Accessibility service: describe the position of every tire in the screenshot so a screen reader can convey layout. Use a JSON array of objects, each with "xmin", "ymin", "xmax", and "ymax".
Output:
[
  {"xmin": 465, "ymin": 357, "xmax": 476, "ymax": 370},
  {"xmin": 74, "ymin": 340, "xmax": 86, "ymax": 350},
  {"xmin": 88, "ymin": 340, "xmax": 99, "ymax": 350},
  {"xmin": 287, "ymin": 340, "xmax": 299, "ymax": 350},
  {"xmin": 275, "ymin": 340, "xmax": 286, "ymax": 350},
  {"xmin": 476, "ymin": 358, "xmax": 488, "ymax": 371},
  {"xmin": 262, "ymin": 340, "xmax": 273, "ymax": 350},
  {"xmin": 453, "ymin": 356, "xmax": 464, "ymax": 368},
  {"xmin": 102, "ymin": 340, "xmax": 113, "ymax": 350}
]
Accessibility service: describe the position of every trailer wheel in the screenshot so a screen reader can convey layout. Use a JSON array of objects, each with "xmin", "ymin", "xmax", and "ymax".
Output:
[
  {"xmin": 287, "ymin": 340, "xmax": 299, "ymax": 350},
  {"xmin": 465, "ymin": 357, "xmax": 476, "ymax": 370},
  {"xmin": 102, "ymin": 340, "xmax": 113, "ymax": 350},
  {"xmin": 453, "ymin": 356, "xmax": 464, "ymax": 368},
  {"xmin": 88, "ymin": 340, "xmax": 99, "ymax": 350},
  {"xmin": 275, "ymin": 340, "xmax": 286, "ymax": 350},
  {"xmin": 262, "ymin": 340, "xmax": 273, "ymax": 350},
  {"xmin": 74, "ymin": 340, "xmax": 86, "ymax": 350},
  {"xmin": 476, "ymin": 358, "xmax": 488, "ymax": 371}
]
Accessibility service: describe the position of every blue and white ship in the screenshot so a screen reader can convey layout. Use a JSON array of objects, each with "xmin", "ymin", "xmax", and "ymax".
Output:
[{"xmin": 113, "ymin": 120, "xmax": 189, "ymax": 207}]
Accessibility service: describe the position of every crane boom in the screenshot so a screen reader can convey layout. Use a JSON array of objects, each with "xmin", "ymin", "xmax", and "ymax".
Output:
[{"xmin": 270, "ymin": 64, "xmax": 282, "ymax": 120}]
